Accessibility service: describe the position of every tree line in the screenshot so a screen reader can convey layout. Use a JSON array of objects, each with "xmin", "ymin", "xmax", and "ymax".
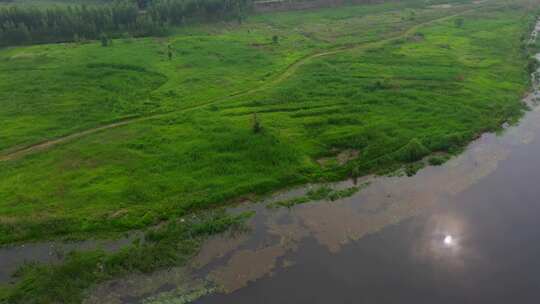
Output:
[{"xmin": 0, "ymin": 0, "xmax": 252, "ymax": 46}]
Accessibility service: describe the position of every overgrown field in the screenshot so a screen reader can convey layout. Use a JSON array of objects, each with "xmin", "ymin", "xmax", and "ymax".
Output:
[{"xmin": 0, "ymin": 0, "xmax": 536, "ymax": 246}]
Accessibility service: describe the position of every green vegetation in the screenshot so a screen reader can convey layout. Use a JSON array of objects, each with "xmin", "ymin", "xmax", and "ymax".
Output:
[
  {"xmin": 143, "ymin": 282, "xmax": 217, "ymax": 304},
  {"xmin": 0, "ymin": 0, "xmax": 537, "ymax": 302},
  {"xmin": 1, "ymin": 210, "xmax": 251, "ymax": 303},
  {"xmin": 0, "ymin": 0, "xmax": 111, "ymax": 7},
  {"xmin": 269, "ymin": 184, "xmax": 368, "ymax": 208},
  {"xmin": 428, "ymin": 155, "xmax": 450, "ymax": 166},
  {"xmin": 0, "ymin": 0, "xmax": 250, "ymax": 46},
  {"xmin": 405, "ymin": 162, "xmax": 425, "ymax": 177},
  {"xmin": 0, "ymin": 0, "xmax": 535, "ymax": 245}
]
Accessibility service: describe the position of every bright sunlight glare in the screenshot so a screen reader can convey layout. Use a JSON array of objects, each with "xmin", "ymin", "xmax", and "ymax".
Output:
[{"xmin": 443, "ymin": 235, "xmax": 454, "ymax": 246}]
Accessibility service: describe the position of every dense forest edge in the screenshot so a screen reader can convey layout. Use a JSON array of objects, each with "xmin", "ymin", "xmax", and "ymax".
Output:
[
  {"xmin": 0, "ymin": 0, "xmax": 253, "ymax": 46},
  {"xmin": 0, "ymin": 0, "xmax": 476, "ymax": 46},
  {"xmin": 0, "ymin": 0, "xmax": 391, "ymax": 46}
]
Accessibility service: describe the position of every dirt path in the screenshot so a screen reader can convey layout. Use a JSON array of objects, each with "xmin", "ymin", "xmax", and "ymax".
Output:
[{"xmin": 0, "ymin": 7, "xmax": 480, "ymax": 162}]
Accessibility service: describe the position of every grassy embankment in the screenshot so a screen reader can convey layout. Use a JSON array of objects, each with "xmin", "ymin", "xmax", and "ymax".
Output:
[
  {"xmin": 0, "ymin": 0, "xmax": 534, "ymax": 244},
  {"xmin": 0, "ymin": 0, "xmax": 538, "ymax": 302},
  {"xmin": 0, "ymin": 0, "xmax": 500, "ymax": 244}
]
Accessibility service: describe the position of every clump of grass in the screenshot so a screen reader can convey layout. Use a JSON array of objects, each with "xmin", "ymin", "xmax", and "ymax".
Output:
[
  {"xmin": 142, "ymin": 281, "xmax": 216, "ymax": 304},
  {"xmin": 327, "ymin": 186, "xmax": 362, "ymax": 201},
  {"xmin": 405, "ymin": 162, "xmax": 425, "ymax": 177},
  {"xmin": 306, "ymin": 186, "xmax": 334, "ymax": 200},
  {"xmin": 454, "ymin": 18, "xmax": 465, "ymax": 28},
  {"xmin": 527, "ymin": 56, "xmax": 539, "ymax": 74},
  {"xmin": 269, "ymin": 196, "xmax": 311, "ymax": 208},
  {"xmin": 268, "ymin": 183, "xmax": 369, "ymax": 208},
  {"xmin": 252, "ymin": 113, "xmax": 262, "ymax": 133},
  {"xmin": 2, "ymin": 211, "xmax": 252, "ymax": 304},
  {"xmin": 428, "ymin": 155, "xmax": 449, "ymax": 166},
  {"xmin": 0, "ymin": 286, "xmax": 9, "ymax": 301},
  {"xmin": 396, "ymin": 138, "xmax": 430, "ymax": 163}
]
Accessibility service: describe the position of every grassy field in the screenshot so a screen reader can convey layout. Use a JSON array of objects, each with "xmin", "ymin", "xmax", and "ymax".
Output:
[
  {"xmin": 0, "ymin": 0, "xmax": 536, "ymax": 246},
  {"xmin": 0, "ymin": 0, "xmax": 459, "ymax": 151}
]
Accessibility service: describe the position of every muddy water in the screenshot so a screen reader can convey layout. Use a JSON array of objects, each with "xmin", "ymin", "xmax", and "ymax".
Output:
[{"xmin": 79, "ymin": 58, "xmax": 540, "ymax": 303}]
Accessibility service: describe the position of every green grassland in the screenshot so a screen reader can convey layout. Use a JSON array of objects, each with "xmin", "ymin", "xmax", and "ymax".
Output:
[
  {"xmin": 0, "ymin": 0, "xmax": 462, "ymax": 151},
  {"xmin": 0, "ymin": 0, "xmax": 536, "ymax": 246}
]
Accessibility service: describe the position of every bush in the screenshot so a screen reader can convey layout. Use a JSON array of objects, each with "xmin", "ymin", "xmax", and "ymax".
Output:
[
  {"xmin": 396, "ymin": 138, "xmax": 430, "ymax": 162},
  {"xmin": 454, "ymin": 18, "xmax": 464, "ymax": 28},
  {"xmin": 252, "ymin": 113, "xmax": 262, "ymax": 133},
  {"xmin": 428, "ymin": 155, "xmax": 448, "ymax": 166},
  {"xmin": 405, "ymin": 163, "xmax": 424, "ymax": 176},
  {"xmin": 528, "ymin": 57, "xmax": 539, "ymax": 74},
  {"xmin": 100, "ymin": 33, "xmax": 109, "ymax": 47}
]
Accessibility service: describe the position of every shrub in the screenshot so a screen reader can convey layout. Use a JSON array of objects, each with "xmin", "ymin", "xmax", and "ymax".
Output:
[
  {"xmin": 252, "ymin": 113, "xmax": 262, "ymax": 133},
  {"xmin": 428, "ymin": 155, "xmax": 448, "ymax": 166},
  {"xmin": 405, "ymin": 163, "xmax": 424, "ymax": 176},
  {"xmin": 100, "ymin": 33, "xmax": 109, "ymax": 47},
  {"xmin": 454, "ymin": 18, "xmax": 464, "ymax": 28},
  {"xmin": 528, "ymin": 57, "xmax": 539, "ymax": 74},
  {"xmin": 396, "ymin": 138, "xmax": 430, "ymax": 162}
]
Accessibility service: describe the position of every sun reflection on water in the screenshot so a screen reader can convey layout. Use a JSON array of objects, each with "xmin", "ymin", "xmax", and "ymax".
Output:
[{"xmin": 443, "ymin": 235, "xmax": 454, "ymax": 246}]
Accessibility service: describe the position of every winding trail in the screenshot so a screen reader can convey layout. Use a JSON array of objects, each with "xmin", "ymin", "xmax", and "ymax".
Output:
[{"xmin": 0, "ymin": 7, "xmax": 481, "ymax": 162}]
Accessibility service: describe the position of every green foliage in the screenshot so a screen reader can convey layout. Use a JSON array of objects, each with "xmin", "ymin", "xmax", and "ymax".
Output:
[
  {"xmin": 0, "ymin": 0, "xmax": 533, "ymax": 244},
  {"xmin": 528, "ymin": 57, "xmax": 539, "ymax": 74},
  {"xmin": 252, "ymin": 113, "xmax": 262, "ymax": 133},
  {"xmin": 100, "ymin": 33, "xmax": 109, "ymax": 47},
  {"xmin": 0, "ymin": 22, "xmax": 31, "ymax": 44},
  {"xmin": 454, "ymin": 17, "xmax": 464, "ymax": 28},
  {"xmin": 3, "ymin": 211, "xmax": 251, "ymax": 304},
  {"xmin": 428, "ymin": 155, "xmax": 449, "ymax": 166},
  {"xmin": 0, "ymin": 0, "xmax": 252, "ymax": 46},
  {"xmin": 405, "ymin": 162, "xmax": 425, "ymax": 176},
  {"xmin": 268, "ymin": 184, "xmax": 366, "ymax": 208},
  {"xmin": 396, "ymin": 138, "xmax": 430, "ymax": 163},
  {"xmin": 167, "ymin": 44, "xmax": 173, "ymax": 60}
]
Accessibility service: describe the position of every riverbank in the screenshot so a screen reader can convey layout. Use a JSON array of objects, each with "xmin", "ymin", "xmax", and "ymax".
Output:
[
  {"xmin": 0, "ymin": 1, "xmax": 538, "ymax": 302},
  {"xmin": 0, "ymin": 0, "xmax": 532, "ymax": 246},
  {"xmin": 86, "ymin": 32, "xmax": 540, "ymax": 302}
]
